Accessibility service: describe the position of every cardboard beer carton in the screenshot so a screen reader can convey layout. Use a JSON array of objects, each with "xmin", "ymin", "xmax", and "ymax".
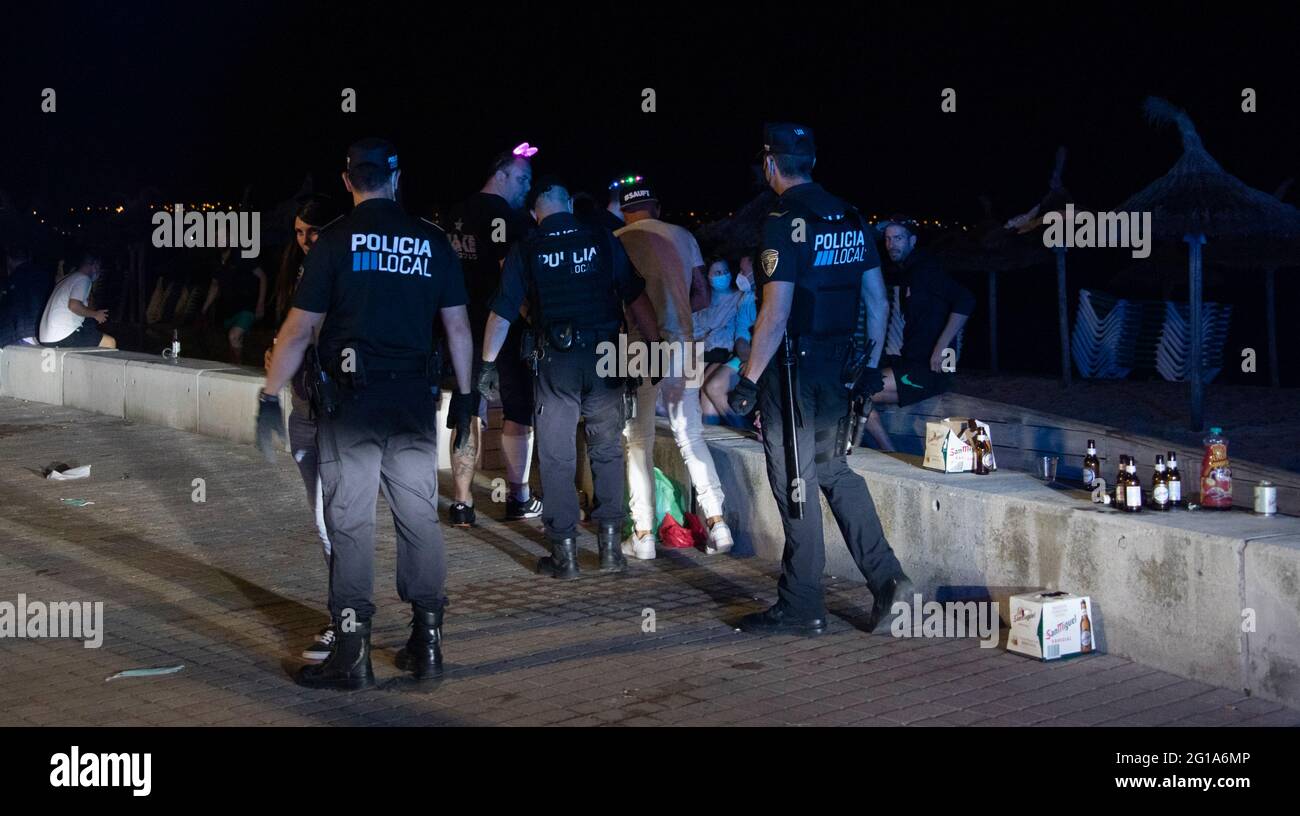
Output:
[
  {"xmin": 922, "ymin": 418, "xmax": 994, "ymax": 473},
  {"xmin": 1007, "ymin": 591, "xmax": 1097, "ymax": 661}
]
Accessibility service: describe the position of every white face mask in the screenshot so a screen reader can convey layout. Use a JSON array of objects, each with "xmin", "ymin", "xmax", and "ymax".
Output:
[
  {"xmin": 735, "ymin": 273, "xmax": 752, "ymax": 293},
  {"xmin": 710, "ymin": 274, "xmax": 731, "ymax": 292}
]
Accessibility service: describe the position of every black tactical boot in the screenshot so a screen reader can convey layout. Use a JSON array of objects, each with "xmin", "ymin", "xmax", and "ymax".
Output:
[
  {"xmin": 395, "ymin": 604, "xmax": 444, "ymax": 680},
  {"xmin": 538, "ymin": 536, "xmax": 580, "ymax": 579},
  {"xmin": 597, "ymin": 520, "xmax": 626, "ymax": 572},
  {"xmin": 870, "ymin": 575, "xmax": 917, "ymax": 635},
  {"xmin": 296, "ymin": 619, "xmax": 375, "ymax": 690}
]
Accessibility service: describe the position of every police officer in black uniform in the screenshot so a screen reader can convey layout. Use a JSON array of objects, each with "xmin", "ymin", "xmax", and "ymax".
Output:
[
  {"xmin": 479, "ymin": 177, "xmax": 660, "ymax": 577},
  {"xmin": 728, "ymin": 123, "xmax": 914, "ymax": 636},
  {"xmin": 258, "ymin": 138, "xmax": 478, "ymax": 689}
]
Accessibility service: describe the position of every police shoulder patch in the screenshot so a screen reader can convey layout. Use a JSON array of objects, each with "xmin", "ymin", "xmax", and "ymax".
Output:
[{"xmin": 760, "ymin": 248, "xmax": 780, "ymax": 278}]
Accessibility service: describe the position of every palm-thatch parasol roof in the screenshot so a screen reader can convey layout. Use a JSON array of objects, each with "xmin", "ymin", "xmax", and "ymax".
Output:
[
  {"xmin": 931, "ymin": 225, "xmax": 1052, "ymax": 272},
  {"xmin": 1119, "ymin": 97, "xmax": 1300, "ymax": 266},
  {"xmin": 693, "ymin": 188, "xmax": 777, "ymax": 260}
]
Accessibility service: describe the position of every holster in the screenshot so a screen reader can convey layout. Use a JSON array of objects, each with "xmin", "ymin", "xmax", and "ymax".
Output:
[
  {"xmin": 623, "ymin": 376, "xmax": 641, "ymax": 422},
  {"xmin": 546, "ymin": 321, "xmax": 575, "ymax": 352},
  {"xmin": 521, "ymin": 330, "xmax": 539, "ymax": 375},
  {"xmin": 306, "ymin": 346, "xmax": 340, "ymax": 417}
]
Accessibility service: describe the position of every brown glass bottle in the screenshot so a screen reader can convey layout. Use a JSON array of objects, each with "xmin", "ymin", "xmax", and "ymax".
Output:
[
  {"xmin": 1122, "ymin": 460, "xmax": 1143, "ymax": 513},
  {"xmin": 1082, "ymin": 439, "xmax": 1100, "ymax": 488},
  {"xmin": 1151, "ymin": 455, "xmax": 1171, "ymax": 511},
  {"xmin": 1079, "ymin": 600, "xmax": 1093, "ymax": 654},
  {"xmin": 973, "ymin": 428, "xmax": 992, "ymax": 475},
  {"xmin": 1166, "ymin": 451, "xmax": 1183, "ymax": 508}
]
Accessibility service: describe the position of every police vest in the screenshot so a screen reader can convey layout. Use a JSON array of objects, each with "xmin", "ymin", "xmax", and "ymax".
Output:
[
  {"xmin": 797, "ymin": 202, "xmax": 872, "ymax": 338},
  {"xmin": 523, "ymin": 224, "xmax": 623, "ymax": 330}
]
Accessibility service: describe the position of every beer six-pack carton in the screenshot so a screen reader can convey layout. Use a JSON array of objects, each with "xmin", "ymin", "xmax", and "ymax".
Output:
[
  {"xmin": 1007, "ymin": 591, "xmax": 1097, "ymax": 661},
  {"xmin": 923, "ymin": 418, "xmax": 996, "ymax": 473}
]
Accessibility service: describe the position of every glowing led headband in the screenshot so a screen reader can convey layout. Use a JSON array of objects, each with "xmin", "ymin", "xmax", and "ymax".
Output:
[
  {"xmin": 608, "ymin": 175, "xmax": 644, "ymax": 190},
  {"xmin": 512, "ymin": 142, "xmax": 539, "ymax": 158}
]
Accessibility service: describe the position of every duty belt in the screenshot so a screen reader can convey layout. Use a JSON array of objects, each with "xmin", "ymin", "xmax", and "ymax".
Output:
[
  {"xmin": 791, "ymin": 335, "xmax": 854, "ymax": 362},
  {"xmin": 538, "ymin": 324, "xmax": 620, "ymax": 352}
]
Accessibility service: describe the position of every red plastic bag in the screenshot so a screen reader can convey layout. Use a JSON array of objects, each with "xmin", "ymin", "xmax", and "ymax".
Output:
[
  {"xmin": 657, "ymin": 513, "xmax": 695, "ymax": 549},
  {"xmin": 684, "ymin": 512, "xmax": 709, "ymax": 548},
  {"xmin": 658, "ymin": 512, "xmax": 710, "ymax": 550}
]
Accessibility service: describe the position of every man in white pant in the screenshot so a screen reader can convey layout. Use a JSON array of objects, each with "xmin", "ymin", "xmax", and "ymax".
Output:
[{"xmin": 614, "ymin": 176, "xmax": 733, "ymax": 559}]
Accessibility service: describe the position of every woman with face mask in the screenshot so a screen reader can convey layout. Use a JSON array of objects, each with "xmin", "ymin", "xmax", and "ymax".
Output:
[
  {"xmin": 266, "ymin": 194, "xmax": 342, "ymax": 662},
  {"xmin": 693, "ymin": 257, "xmax": 757, "ymax": 424}
]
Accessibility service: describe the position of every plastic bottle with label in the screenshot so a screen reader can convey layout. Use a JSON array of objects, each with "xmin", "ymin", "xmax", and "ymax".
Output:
[{"xmin": 1200, "ymin": 427, "xmax": 1233, "ymax": 510}]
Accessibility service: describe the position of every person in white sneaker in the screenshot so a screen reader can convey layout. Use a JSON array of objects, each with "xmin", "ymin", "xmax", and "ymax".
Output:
[{"xmin": 614, "ymin": 176, "xmax": 732, "ymax": 559}]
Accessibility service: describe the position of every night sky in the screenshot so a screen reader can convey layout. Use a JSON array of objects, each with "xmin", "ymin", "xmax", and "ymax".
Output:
[{"xmin": 4, "ymin": 3, "xmax": 1298, "ymax": 221}]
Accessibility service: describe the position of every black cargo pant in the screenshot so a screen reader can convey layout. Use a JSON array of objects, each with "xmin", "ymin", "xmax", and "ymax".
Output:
[
  {"xmin": 756, "ymin": 338, "xmax": 906, "ymax": 618},
  {"xmin": 534, "ymin": 341, "xmax": 627, "ymax": 539},
  {"xmin": 316, "ymin": 375, "xmax": 445, "ymax": 623}
]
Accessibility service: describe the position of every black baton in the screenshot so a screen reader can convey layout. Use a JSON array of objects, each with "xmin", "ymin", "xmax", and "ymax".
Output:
[{"xmin": 782, "ymin": 333, "xmax": 804, "ymax": 520}]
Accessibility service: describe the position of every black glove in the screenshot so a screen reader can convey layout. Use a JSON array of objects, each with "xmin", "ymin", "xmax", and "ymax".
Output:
[
  {"xmin": 477, "ymin": 360, "xmax": 500, "ymax": 403},
  {"xmin": 255, "ymin": 392, "xmax": 285, "ymax": 463},
  {"xmin": 447, "ymin": 391, "xmax": 479, "ymax": 453},
  {"xmin": 727, "ymin": 376, "xmax": 759, "ymax": 416}
]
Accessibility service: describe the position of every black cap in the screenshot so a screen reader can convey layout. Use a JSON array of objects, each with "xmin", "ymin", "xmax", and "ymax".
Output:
[
  {"xmin": 346, "ymin": 137, "xmax": 399, "ymax": 173},
  {"xmin": 762, "ymin": 122, "xmax": 816, "ymax": 157},
  {"xmin": 613, "ymin": 175, "xmax": 657, "ymax": 209}
]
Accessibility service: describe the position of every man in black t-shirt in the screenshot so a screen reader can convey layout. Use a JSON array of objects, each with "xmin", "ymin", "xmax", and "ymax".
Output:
[
  {"xmin": 441, "ymin": 145, "xmax": 541, "ymax": 526},
  {"xmin": 258, "ymin": 138, "xmax": 477, "ymax": 691},
  {"xmin": 861, "ymin": 216, "xmax": 975, "ymax": 451}
]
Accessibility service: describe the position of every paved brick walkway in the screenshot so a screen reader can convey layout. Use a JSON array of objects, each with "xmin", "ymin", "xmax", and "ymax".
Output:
[{"xmin": 1, "ymin": 397, "xmax": 1297, "ymax": 727}]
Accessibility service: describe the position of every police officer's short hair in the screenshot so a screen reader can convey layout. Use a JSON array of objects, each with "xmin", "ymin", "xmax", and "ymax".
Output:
[
  {"xmin": 528, "ymin": 175, "xmax": 569, "ymax": 209},
  {"xmin": 771, "ymin": 152, "xmax": 814, "ymax": 178},
  {"xmin": 347, "ymin": 163, "xmax": 395, "ymax": 193}
]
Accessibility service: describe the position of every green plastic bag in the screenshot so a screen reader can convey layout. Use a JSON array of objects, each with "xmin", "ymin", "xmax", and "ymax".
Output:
[
  {"xmin": 654, "ymin": 467, "xmax": 687, "ymax": 530},
  {"xmin": 624, "ymin": 466, "xmax": 688, "ymax": 538}
]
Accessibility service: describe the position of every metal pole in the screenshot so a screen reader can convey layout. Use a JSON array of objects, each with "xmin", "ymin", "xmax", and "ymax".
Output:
[
  {"xmin": 1054, "ymin": 247, "xmax": 1070, "ymax": 386},
  {"xmin": 988, "ymin": 269, "xmax": 999, "ymax": 374},
  {"xmin": 1265, "ymin": 267, "xmax": 1279, "ymax": 388},
  {"xmin": 1186, "ymin": 234, "xmax": 1206, "ymax": 431}
]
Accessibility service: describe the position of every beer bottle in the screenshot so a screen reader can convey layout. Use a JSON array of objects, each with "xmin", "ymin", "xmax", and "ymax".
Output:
[
  {"xmin": 973, "ymin": 427, "xmax": 992, "ymax": 475},
  {"xmin": 1079, "ymin": 599, "xmax": 1093, "ymax": 654},
  {"xmin": 1082, "ymin": 439, "xmax": 1100, "ymax": 488},
  {"xmin": 1166, "ymin": 451, "xmax": 1183, "ymax": 508},
  {"xmin": 1123, "ymin": 459, "xmax": 1143, "ymax": 512},
  {"xmin": 1113, "ymin": 455, "xmax": 1128, "ymax": 504},
  {"xmin": 1151, "ymin": 455, "xmax": 1170, "ymax": 511}
]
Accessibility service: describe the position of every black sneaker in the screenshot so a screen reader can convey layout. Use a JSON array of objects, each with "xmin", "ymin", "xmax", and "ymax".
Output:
[
  {"xmin": 301, "ymin": 623, "xmax": 336, "ymax": 661},
  {"xmin": 448, "ymin": 502, "xmax": 476, "ymax": 528},
  {"xmin": 505, "ymin": 496, "xmax": 543, "ymax": 520}
]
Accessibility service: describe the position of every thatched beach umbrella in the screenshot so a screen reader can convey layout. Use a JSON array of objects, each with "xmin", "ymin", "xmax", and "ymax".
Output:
[{"xmin": 1119, "ymin": 97, "xmax": 1300, "ymax": 430}]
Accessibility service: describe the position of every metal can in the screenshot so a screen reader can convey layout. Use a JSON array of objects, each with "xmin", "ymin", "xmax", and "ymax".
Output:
[{"xmin": 1254, "ymin": 482, "xmax": 1277, "ymax": 516}]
